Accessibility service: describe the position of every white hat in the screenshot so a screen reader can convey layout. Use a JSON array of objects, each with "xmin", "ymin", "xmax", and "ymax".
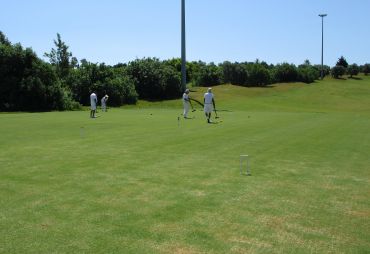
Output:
[
  {"xmin": 207, "ymin": 87, "xmax": 212, "ymax": 92},
  {"xmin": 185, "ymin": 89, "xmax": 190, "ymax": 93}
]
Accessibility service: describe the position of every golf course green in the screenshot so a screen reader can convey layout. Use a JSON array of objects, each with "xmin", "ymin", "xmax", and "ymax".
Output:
[{"xmin": 1, "ymin": 76, "xmax": 369, "ymax": 253}]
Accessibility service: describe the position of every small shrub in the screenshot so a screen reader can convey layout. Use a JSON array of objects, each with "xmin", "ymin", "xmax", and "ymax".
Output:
[{"xmin": 331, "ymin": 66, "xmax": 346, "ymax": 79}]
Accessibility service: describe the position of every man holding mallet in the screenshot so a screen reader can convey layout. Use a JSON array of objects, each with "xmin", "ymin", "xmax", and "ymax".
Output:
[
  {"xmin": 101, "ymin": 94, "xmax": 109, "ymax": 112},
  {"xmin": 204, "ymin": 87, "xmax": 216, "ymax": 123},
  {"xmin": 182, "ymin": 89, "xmax": 194, "ymax": 118},
  {"xmin": 90, "ymin": 91, "xmax": 98, "ymax": 118}
]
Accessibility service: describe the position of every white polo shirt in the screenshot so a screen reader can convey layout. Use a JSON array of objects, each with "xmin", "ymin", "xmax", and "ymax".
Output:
[
  {"xmin": 90, "ymin": 93, "xmax": 97, "ymax": 109},
  {"xmin": 204, "ymin": 92, "xmax": 214, "ymax": 104},
  {"xmin": 183, "ymin": 93, "xmax": 189, "ymax": 103}
]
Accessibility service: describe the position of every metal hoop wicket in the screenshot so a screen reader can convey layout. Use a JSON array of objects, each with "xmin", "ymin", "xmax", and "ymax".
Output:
[{"xmin": 240, "ymin": 155, "xmax": 251, "ymax": 175}]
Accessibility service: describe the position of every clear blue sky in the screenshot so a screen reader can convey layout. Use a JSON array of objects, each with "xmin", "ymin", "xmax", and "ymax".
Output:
[{"xmin": 1, "ymin": 0, "xmax": 369, "ymax": 66}]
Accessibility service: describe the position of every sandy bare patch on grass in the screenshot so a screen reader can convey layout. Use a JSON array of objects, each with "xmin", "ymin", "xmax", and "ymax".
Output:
[
  {"xmin": 347, "ymin": 209, "xmax": 370, "ymax": 218},
  {"xmin": 259, "ymin": 215, "xmax": 287, "ymax": 230},
  {"xmin": 188, "ymin": 189, "xmax": 206, "ymax": 197},
  {"xmin": 229, "ymin": 236, "xmax": 273, "ymax": 249},
  {"xmin": 150, "ymin": 223, "xmax": 185, "ymax": 236},
  {"xmin": 153, "ymin": 243, "xmax": 204, "ymax": 254}
]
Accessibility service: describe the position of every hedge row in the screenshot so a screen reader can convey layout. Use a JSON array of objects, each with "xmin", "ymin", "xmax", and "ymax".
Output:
[{"xmin": 1, "ymin": 31, "xmax": 369, "ymax": 111}]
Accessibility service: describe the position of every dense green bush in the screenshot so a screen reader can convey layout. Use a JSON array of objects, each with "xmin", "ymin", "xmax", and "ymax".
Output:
[
  {"xmin": 163, "ymin": 58, "xmax": 202, "ymax": 86},
  {"xmin": 347, "ymin": 64, "xmax": 359, "ymax": 78},
  {"xmin": 297, "ymin": 66, "xmax": 320, "ymax": 83},
  {"xmin": 0, "ymin": 37, "xmax": 77, "ymax": 111},
  {"xmin": 66, "ymin": 62, "xmax": 110, "ymax": 105},
  {"xmin": 220, "ymin": 61, "xmax": 248, "ymax": 85},
  {"xmin": 194, "ymin": 63, "xmax": 222, "ymax": 87},
  {"xmin": 103, "ymin": 77, "xmax": 138, "ymax": 105},
  {"xmin": 186, "ymin": 61, "xmax": 203, "ymax": 84},
  {"xmin": 160, "ymin": 65, "xmax": 182, "ymax": 99},
  {"xmin": 66, "ymin": 61, "xmax": 138, "ymax": 106},
  {"xmin": 126, "ymin": 58, "xmax": 181, "ymax": 100},
  {"xmin": 331, "ymin": 66, "xmax": 346, "ymax": 78},
  {"xmin": 314, "ymin": 64, "xmax": 331, "ymax": 78},
  {"xmin": 245, "ymin": 63, "xmax": 271, "ymax": 86},
  {"xmin": 273, "ymin": 63, "xmax": 298, "ymax": 83},
  {"xmin": 362, "ymin": 64, "xmax": 370, "ymax": 75}
]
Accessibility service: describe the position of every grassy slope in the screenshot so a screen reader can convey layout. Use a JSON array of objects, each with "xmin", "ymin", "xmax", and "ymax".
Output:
[{"xmin": 0, "ymin": 76, "xmax": 369, "ymax": 253}]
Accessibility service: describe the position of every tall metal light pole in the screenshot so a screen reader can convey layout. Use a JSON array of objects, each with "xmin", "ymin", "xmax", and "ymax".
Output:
[
  {"xmin": 181, "ymin": 0, "xmax": 186, "ymax": 91},
  {"xmin": 319, "ymin": 14, "xmax": 327, "ymax": 80}
]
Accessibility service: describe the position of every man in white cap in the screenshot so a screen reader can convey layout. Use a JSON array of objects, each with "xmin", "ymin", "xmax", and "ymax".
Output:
[
  {"xmin": 204, "ymin": 87, "xmax": 215, "ymax": 123},
  {"xmin": 101, "ymin": 94, "xmax": 109, "ymax": 112},
  {"xmin": 90, "ymin": 91, "xmax": 97, "ymax": 118},
  {"xmin": 182, "ymin": 89, "xmax": 193, "ymax": 118}
]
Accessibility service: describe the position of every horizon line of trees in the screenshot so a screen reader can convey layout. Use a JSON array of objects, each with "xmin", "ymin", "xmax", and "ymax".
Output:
[{"xmin": 1, "ymin": 31, "xmax": 369, "ymax": 111}]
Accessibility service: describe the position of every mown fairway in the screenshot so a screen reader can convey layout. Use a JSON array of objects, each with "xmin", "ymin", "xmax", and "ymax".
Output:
[{"xmin": 1, "ymin": 77, "xmax": 370, "ymax": 253}]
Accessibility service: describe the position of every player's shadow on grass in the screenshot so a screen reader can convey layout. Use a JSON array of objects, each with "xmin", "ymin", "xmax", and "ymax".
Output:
[
  {"xmin": 349, "ymin": 77, "xmax": 362, "ymax": 80},
  {"xmin": 216, "ymin": 109, "xmax": 232, "ymax": 112},
  {"xmin": 260, "ymin": 85, "xmax": 276, "ymax": 88}
]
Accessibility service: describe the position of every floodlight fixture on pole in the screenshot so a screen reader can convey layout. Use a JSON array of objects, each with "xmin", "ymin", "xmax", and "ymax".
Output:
[
  {"xmin": 181, "ymin": 0, "xmax": 186, "ymax": 91},
  {"xmin": 319, "ymin": 14, "xmax": 327, "ymax": 80}
]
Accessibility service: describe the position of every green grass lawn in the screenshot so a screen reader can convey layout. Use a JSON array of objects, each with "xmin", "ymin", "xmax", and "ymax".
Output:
[{"xmin": 1, "ymin": 76, "xmax": 370, "ymax": 253}]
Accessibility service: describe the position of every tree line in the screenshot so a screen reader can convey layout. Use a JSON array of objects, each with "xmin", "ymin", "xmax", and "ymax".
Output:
[{"xmin": 1, "ymin": 31, "xmax": 369, "ymax": 111}]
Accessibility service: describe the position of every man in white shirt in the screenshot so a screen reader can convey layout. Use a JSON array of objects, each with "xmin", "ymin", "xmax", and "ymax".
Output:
[
  {"xmin": 204, "ymin": 87, "xmax": 215, "ymax": 123},
  {"xmin": 101, "ymin": 95, "xmax": 109, "ymax": 112},
  {"xmin": 90, "ymin": 92, "xmax": 97, "ymax": 118},
  {"xmin": 182, "ymin": 89, "xmax": 193, "ymax": 118}
]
